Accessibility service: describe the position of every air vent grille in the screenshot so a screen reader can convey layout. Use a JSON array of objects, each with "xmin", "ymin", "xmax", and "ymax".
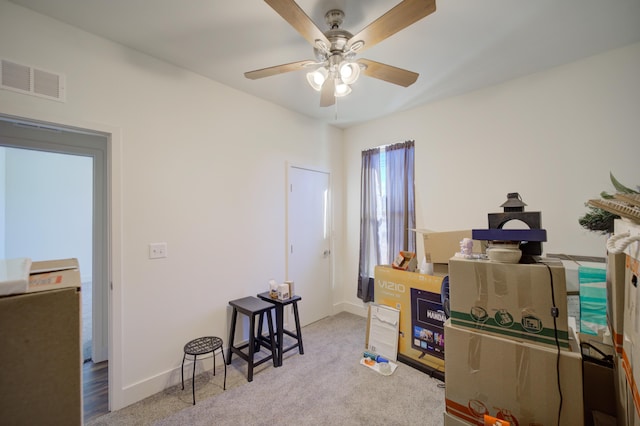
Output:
[{"xmin": 1, "ymin": 59, "xmax": 65, "ymax": 102}]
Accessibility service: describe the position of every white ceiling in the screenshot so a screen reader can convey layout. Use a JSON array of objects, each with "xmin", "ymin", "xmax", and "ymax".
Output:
[{"xmin": 9, "ymin": 0, "xmax": 640, "ymax": 128}]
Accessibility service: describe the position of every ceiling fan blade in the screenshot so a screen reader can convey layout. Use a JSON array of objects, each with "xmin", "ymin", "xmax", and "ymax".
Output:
[
  {"xmin": 320, "ymin": 78, "xmax": 335, "ymax": 107},
  {"xmin": 245, "ymin": 60, "xmax": 315, "ymax": 80},
  {"xmin": 347, "ymin": 0, "xmax": 436, "ymax": 53},
  {"xmin": 358, "ymin": 59, "xmax": 419, "ymax": 87},
  {"xmin": 264, "ymin": 0, "xmax": 331, "ymax": 49}
]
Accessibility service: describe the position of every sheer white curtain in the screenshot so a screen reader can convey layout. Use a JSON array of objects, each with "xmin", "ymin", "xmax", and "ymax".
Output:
[{"xmin": 357, "ymin": 141, "xmax": 416, "ymax": 302}]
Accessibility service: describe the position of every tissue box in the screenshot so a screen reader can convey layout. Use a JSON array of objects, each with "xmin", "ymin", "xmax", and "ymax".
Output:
[{"xmin": 277, "ymin": 283, "xmax": 290, "ymax": 300}]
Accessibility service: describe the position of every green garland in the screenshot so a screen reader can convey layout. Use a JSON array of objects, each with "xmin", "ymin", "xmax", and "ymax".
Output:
[{"xmin": 579, "ymin": 206, "xmax": 618, "ymax": 234}]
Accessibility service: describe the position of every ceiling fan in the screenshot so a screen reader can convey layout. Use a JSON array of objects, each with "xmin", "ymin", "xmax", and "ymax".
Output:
[{"xmin": 244, "ymin": 0, "xmax": 437, "ymax": 107}]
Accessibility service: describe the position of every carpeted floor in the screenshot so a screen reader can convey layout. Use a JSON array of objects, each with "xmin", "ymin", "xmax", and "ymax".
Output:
[{"xmin": 87, "ymin": 311, "xmax": 446, "ymax": 425}]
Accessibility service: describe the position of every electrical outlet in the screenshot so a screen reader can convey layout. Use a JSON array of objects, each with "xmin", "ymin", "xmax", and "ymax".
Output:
[{"xmin": 149, "ymin": 242, "xmax": 167, "ymax": 259}]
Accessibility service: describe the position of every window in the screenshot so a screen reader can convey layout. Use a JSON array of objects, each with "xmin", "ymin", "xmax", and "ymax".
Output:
[{"xmin": 357, "ymin": 141, "xmax": 416, "ymax": 302}]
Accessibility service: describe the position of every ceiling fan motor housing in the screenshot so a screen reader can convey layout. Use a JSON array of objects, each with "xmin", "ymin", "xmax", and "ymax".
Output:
[
  {"xmin": 325, "ymin": 9, "xmax": 344, "ymax": 29},
  {"xmin": 314, "ymin": 30, "xmax": 353, "ymax": 61},
  {"xmin": 313, "ymin": 9, "xmax": 355, "ymax": 63}
]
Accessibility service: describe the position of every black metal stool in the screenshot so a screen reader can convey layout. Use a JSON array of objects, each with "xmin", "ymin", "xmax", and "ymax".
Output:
[
  {"xmin": 257, "ymin": 292, "xmax": 304, "ymax": 367},
  {"xmin": 181, "ymin": 336, "xmax": 226, "ymax": 405},
  {"xmin": 226, "ymin": 296, "xmax": 277, "ymax": 382}
]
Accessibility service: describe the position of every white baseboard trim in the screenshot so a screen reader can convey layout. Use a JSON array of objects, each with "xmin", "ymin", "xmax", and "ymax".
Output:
[
  {"xmin": 333, "ymin": 301, "xmax": 367, "ymax": 318},
  {"xmin": 121, "ymin": 367, "xmax": 179, "ymax": 408},
  {"xmin": 120, "ymin": 353, "xmax": 223, "ymax": 408}
]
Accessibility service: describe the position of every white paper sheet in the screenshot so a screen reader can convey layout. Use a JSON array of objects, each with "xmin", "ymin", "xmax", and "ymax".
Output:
[{"xmin": 367, "ymin": 303, "xmax": 400, "ymax": 361}]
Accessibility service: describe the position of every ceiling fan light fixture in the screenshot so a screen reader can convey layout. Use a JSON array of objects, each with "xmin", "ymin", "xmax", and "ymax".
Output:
[
  {"xmin": 339, "ymin": 61, "xmax": 360, "ymax": 85},
  {"xmin": 334, "ymin": 80, "xmax": 352, "ymax": 97},
  {"xmin": 306, "ymin": 67, "xmax": 328, "ymax": 91}
]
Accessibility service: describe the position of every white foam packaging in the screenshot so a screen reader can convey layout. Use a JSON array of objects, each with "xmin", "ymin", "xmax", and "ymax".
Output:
[{"xmin": 0, "ymin": 258, "xmax": 32, "ymax": 296}]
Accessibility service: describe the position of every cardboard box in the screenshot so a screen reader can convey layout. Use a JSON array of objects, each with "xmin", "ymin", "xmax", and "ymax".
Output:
[
  {"xmin": 621, "ymin": 333, "xmax": 640, "ymax": 425},
  {"xmin": 449, "ymin": 257, "xmax": 570, "ymax": 350},
  {"xmin": 443, "ymin": 411, "xmax": 473, "ymax": 426},
  {"xmin": 615, "ymin": 219, "xmax": 640, "ymax": 347},
  {"xmin": 580, "ymin": 336, "xmax": 617, "ymax": 426},
  {"xmin": 608, "ymin": 253, "xmax": 627, "ymax": 355},
  {"xmin": 623, "ymin": 254, "xmax": 640, "ymax": 352},
  {"xmin": 28, "ymin": 258, "xmax": 82, "ymax": 293},
  {"xmin": 414, "ymin": 229, "xmax": 483, "ymax": 265},
  {"xmin": 444, "ymin": 321, "xmax": 584, "ymax": 426},
  {"xmin": 392, "ymin": 251, "xmax": 417, "ymax": 271},
  {"xmin": 621, "ymin": 227, "xmax": 640, "ymax": 419},
  {"xmin": 612, "ymin": 353, "xmax": 627, "ymax": 426},
  {"xmin": 615, "ymin": 348, "xmax": 632, "ymax": 426},
  {"xmin": 374, "ymin": 265, "xmax": 447, "ymax": 377},
  {"xmin": 1, "ymin": 258, "xmax": 81, "ymax": 296},
  {"xmin": 0, "ymin": 287, "xmax": 82, "ymax": 425}
]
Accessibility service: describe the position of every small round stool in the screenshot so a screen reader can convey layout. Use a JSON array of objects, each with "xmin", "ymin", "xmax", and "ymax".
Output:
[{"xmin": 181, "ymin": 336, "xmax": 226, "ymax": 405}]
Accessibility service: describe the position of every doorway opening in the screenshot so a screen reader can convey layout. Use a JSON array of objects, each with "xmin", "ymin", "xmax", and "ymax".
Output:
[{"xmin": 0, "ymin": 117, "xmax": 110, "ymax": 420}]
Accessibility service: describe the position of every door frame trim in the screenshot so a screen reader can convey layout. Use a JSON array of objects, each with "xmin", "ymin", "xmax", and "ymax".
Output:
[
  {"xmin": 285, "ymin": 162, "xmax": 333, "ymax": 323},
  {"xmin": 0, "ymin": 111, "xmax": 124, "ymax": 410}
]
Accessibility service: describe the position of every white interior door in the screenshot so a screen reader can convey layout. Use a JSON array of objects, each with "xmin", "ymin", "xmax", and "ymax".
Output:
[{"xmin": 287, "ymin": 165, "xmax": 331, "ymax": 326}]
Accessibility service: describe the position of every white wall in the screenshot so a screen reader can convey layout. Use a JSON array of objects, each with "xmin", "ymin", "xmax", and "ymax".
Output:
[
  {"xmin": 3, "ymin": 147, "xmax": 93, "ymax": 280},
  {"xmin": 340, "ymin": 42, "xmax": 640, "ymax": 311},
  {"xmin": 0, "ymin": 1, "xmax": 344, "ymax": 410}
]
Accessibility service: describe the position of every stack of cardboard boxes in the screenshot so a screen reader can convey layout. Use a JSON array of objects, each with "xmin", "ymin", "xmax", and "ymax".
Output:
[
  {"xmin": 444, "ymin": 257, "xmax": 585, "ymax": 425},
  {"xmin": 612, "ymin": 218, "xmax": 640, "ymax": 424}
]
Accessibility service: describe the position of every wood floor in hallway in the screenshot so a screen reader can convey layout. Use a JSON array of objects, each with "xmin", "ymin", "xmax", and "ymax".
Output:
[{"xmin": 83, "ymin": 360, "xmax": 108, "ymax": 423}]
